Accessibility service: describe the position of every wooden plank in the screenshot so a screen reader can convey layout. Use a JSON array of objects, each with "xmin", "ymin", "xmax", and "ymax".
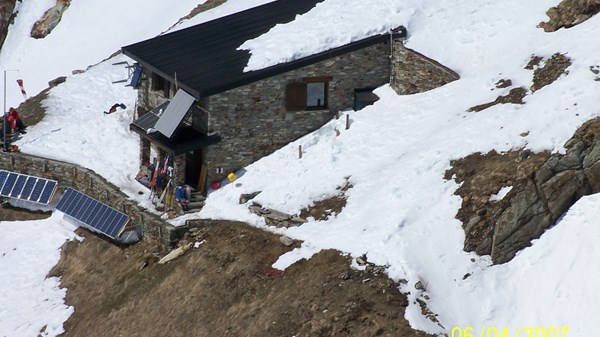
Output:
[{"xmin": 197, "ymin": 163, "xmax": 208, "ymax": 194}]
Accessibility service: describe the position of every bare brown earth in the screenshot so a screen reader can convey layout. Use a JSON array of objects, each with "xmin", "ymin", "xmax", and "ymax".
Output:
[
  {"xmin": 529, "ymin": 53, "xmax": 571, "ymax": 92},
  {"xmin": 299, "ymin": 181, "xmax": 351, "ymax": 221},
  {"xmin": 38, "ymin": 219, "xmax": 433, "ymax": 337}
]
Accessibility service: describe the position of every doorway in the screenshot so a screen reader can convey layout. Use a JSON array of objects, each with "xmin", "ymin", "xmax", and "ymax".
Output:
[{"xmin": 185, "ymin": 149, "xmax": 205, "ymax": 192}]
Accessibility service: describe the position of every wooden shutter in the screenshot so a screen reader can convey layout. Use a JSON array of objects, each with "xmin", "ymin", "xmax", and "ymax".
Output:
[{"xmin": 286, "ymin": 82, "xmax": 307, "ymax": 111}]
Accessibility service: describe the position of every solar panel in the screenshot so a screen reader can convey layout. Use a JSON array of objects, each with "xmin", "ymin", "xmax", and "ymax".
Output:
[
  {"xmin": 0, "ymin": 170, "xmax": 8, "ymax": 191},
  {"xmin": 55, "ymin": 188, "xmax": 130, "ymax": 239},
  {"xmin": 0, "ymin": 170, "xmax": 58, "ymax": 205},
  {"xmin": 127, "ymin": 65, "xmax": 143, "ymax": 88},
  {"xmin": 131, "ymin": 101, "xmax": 168, "ymax": 132},
  {"xmin": 154, "ymin": 89, "xmax": 195, "ymax": 138}
]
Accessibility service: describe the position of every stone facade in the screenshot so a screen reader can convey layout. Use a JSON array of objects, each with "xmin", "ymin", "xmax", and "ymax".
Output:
[
  {"xmin": 0, "ymin": 152, "xmax": 177, "ymax": 246},
  {"xmin": 203, "ymin": 40, "xmax": 392, "ymax": 185},
  {"xmin": 391, "ymin": 41, "xmax": 460, "ymax": 95}
]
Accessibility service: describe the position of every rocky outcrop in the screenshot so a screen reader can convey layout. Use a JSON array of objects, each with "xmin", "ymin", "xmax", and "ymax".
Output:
[
  {"xmin": 448, "ymin": 117, "xmax": 600, "ymax": 264},
  {"xmin": 30, "ymin": 0, "xmax": 71, "ymax": 39},
  {"xmin": 0, "ymin": 0, "xmax": 17, "ymax": 50},
  {"xmin": 539, "ymin": 0, "xmax": 600, "ymax": 32}
]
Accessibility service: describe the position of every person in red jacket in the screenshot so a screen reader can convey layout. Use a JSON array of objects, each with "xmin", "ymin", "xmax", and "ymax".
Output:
[{"xmin": 7, "ymin": 107, "xmax": 26, "ymax": 134}]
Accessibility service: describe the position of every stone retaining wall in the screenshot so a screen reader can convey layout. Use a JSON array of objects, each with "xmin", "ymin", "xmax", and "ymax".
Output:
[{"xmin": 0, "ymin": 152, "xmax": 178, "ymax": 246}]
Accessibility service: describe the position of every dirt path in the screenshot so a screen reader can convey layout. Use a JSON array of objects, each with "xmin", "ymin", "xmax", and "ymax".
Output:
[{"xmin": 46, "ymin": 221, "xmax": 433, "ymax": 337}]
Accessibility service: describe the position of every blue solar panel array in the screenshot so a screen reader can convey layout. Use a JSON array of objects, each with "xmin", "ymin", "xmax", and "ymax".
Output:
[
  {"xmin": 0, "ymin": 170, "xmax": 58, "ymax": 205},
  {"xmin": 55, "ymin": 188, "xmax": 130, "ymax": 239}
]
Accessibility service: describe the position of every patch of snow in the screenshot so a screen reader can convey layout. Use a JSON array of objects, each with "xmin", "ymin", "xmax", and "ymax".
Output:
[
  {"xmin": 489, "ymin": 186, "xmax": 513, "ymax": 201},
  {"xmin": 239, "ymin": 0, "xmax": 412, "ymax": 72},
  {"xmin": 0, "ymin": 213, "xmax": 77, "ymax": 337}
]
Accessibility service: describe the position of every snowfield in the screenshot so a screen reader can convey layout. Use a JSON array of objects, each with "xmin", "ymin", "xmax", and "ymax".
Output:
[
  {"xmin": 0, "ymin": 213, "xmax": 77, "ymax": 337},
  {"xmin": 2, "ymin": 0, "xmax": 600, "ymax": 335}
]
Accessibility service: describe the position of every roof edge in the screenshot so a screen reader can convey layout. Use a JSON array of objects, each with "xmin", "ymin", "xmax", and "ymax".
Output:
[{"xmin": 202, "ymin": 31, "xmax": 403, "ymax": 97}]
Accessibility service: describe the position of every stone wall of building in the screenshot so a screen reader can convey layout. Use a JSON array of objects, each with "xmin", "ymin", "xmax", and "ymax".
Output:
[
  {"xmin": 391, "ymin": 42, "xmax": 460, "ymax": 95},
  {"xmin": 0, "ymin": 152, "xmax": 177, "ymax": 246},
  {"xmin": 136, "ymin": 71, "xmax": 173, "ymax": 112},
  {"xmin": 203, "ymin": 40, "xmax": 393, "ymax": 185}
]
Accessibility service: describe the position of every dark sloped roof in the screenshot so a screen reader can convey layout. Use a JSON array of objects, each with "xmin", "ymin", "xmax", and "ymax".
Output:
[{"xmin": 122, "ymin": 0, "xmax": 400, "ymax": 99}]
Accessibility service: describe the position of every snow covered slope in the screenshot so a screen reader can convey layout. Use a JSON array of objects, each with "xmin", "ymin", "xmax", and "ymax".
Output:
[{"xmin": 2, "ymin": 0, "xmax": 600, "ymax": 336}]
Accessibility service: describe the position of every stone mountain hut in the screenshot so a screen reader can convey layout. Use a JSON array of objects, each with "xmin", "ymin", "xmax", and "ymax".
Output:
[{"xmin": 122, "ymin": 0, "xmax": 458, "ymax": 194}]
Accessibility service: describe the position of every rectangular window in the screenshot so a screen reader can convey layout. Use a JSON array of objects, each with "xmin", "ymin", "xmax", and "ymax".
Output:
[
  {"xmin": 151, "ymin": 73, "xmax": 171, "ymax": 97},
  {"xmin": 286, "ymin": 76, "xmax": 331, "ymax": 111}
]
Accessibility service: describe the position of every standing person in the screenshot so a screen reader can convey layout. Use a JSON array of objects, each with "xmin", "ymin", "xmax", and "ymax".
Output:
[{"xmin": 7, "ymin": 107, "xmax": 26, "ymax": 134}]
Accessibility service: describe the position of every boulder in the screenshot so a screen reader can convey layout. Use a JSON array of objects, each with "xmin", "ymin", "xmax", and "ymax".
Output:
[
  {"xmin": 30, "ymin": 0, "xmax": 71, "ymax": 39},
  {"xmin": 583, "ymin": 141, "xmax": 600, "ymax": 168},
  {"xmin": 492, "ymin": 180, "xmax": 546, "ymax": 249},
  {"xmin": 48, "ymin": 76, "xmax": 67, "ymax": 88},
  {"xmin": 239, "ymin": 191, "xmax": 261, "ymax": 204},
  {"xmin": 584, "ymin": 161, "xmax": 600, "ymax": 193},
  {"xmin": 279, "ymin": 235, "xmax": 294, "ymax": 247}
]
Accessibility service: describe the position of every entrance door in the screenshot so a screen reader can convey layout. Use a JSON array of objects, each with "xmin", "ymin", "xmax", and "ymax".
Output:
[{"xmin": 185, "ymin": 149, "xmax": 203, "ymax": 190}]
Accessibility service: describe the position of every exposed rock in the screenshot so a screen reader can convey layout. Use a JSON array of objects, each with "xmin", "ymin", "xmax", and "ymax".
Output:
[
  {"xmin": 0, "ymin": 0, "xmax": 16, "ymax": 50},
  {"xmin": 239, "ymin": 191, "xmax": 261, "ymax": 204},
  {"xmin": 279, "ymin": 235, "xmax": 294, "ymax": 247},
  {"xmin": 166, "ymin": 0, "xmax": 227, "ymax": 32},
  {"xmin": 299, "ymin": 181, "xmax": 352, "ymax": 221},
  {"xmin": 495, "ymin": 79, "xmax": 512, "ymax": 89},
  {"xmin": 525, "ymin": 56, "xmax": 544, "ymax": 70},
  {"xmin": 448, "ymin": 117, "xmax": 600, "ymax": 264},
  {"xmin": 48, "ymin": 76, "xmax": 67, "ymax": 88},
  {"xmin": 468, "ymin": 87, "xmax": 527, "ymax": 112},
  {"xmin": 539, "ymin": 0, "xmax": 600, "ymax": 32},
  {"xmin": 541, "ymin": 170, "xmax": 585, "ymax": 218},
  {"xmin": 31, "ymin": 0, "xmax": 71, "ymax": 39},
  {"xmin": 356, "ymin": 254, "xmax": 367, "ymax": 266},
  {"xmin": 248, "ymin": 203, "xmax": 307, "ymax": 228}
]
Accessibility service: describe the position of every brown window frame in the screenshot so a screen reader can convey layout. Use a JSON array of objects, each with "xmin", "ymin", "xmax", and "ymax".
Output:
[{"xmin": 286, "ymin": 76, "xmax": 332, "ymax": 112}]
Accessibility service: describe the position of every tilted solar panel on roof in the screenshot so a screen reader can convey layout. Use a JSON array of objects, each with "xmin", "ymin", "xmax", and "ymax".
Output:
[
  {"xmin": 0, "ymin": 170, "xmax": 58, "ymax": 205},
  {"xmin": 55, "ymin": 188, "xmax": 130, "ymax": 239}
]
